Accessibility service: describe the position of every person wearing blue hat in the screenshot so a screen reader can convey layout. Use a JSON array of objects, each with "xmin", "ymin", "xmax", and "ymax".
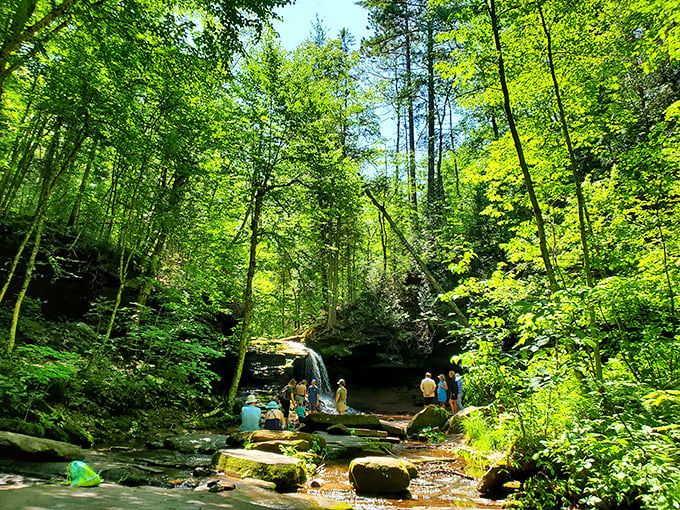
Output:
[
  {"xmin": 263, "ymin": 400, "xmax": 285, "ymax": 430},
  {"xmin": 240, "ymin": 394, "xmax": 261, "ymax": 432},
  {"xmin": 308, "ymin": 379, "xmax": 320, "ymax": 412}
]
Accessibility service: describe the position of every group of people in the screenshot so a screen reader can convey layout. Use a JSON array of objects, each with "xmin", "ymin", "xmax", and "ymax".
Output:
[
  {"xmin": 240, "ymin": 377, "xmax": 349, "ymax": 432},
  {"xmin": 419, "ymin": 370, "xmax": 462, "ymax": 413}
]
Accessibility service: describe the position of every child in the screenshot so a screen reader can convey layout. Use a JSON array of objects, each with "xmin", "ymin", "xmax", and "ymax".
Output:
[{"xmin": 295, "ymin": 403, "xmax": 306, "ymax": 424}]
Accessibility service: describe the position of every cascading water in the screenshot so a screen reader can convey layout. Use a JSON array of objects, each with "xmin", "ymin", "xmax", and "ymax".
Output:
[
  {"xmin": 286, "ymin": 342, "xmax": 331, "ymax": 395},
  {"xmin": 286, "ymin": 341, "xmax": 346, "ymax": 413}
]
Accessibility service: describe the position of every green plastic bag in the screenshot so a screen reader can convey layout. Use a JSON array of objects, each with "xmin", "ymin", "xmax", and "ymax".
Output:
[{"xmin": 65, "ymin": 460, "xmax": 101, "ymax": 487}]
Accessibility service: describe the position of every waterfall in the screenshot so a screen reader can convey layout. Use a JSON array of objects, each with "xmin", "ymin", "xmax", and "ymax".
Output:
[{"xmin": 286, "ymin": 341, "xmax": 332, "ymax": 397}]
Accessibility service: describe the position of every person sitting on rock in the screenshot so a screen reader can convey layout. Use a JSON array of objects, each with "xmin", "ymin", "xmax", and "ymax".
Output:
[
  {"xmin": 240, "ymin": 394, "xmax": 261, "ymax": 432},
  {"xmin": 263, "ymin": 401, "xmax": 286, "ymax": 431}
]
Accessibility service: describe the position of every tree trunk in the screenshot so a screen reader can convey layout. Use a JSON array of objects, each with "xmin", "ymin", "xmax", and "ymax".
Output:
[
  {"xmin": 364, "ymin": 186, "xmax": 469, "ymax": 327},
  {"xmin": 426, "ymin": 15, "xmax": 436, "ymax": 207},
  {"xmin": 0, "ymin": 117, "xmax": 64, "ymax": 304},
  {"xmin": 488, "ymin": 0, "xmax": 559, "ymax": 293},
  {"xmin": 404, "ymin": 12, "xmax": 418, "ymax": 216},
  {"xmin": 68, "ymin": 137, "xmax": 99, "ymax": 227},
  {"xmin": 5, "ymin": 215, "xmax": 44, "ymax": 354},
  {"xmin": 327, "ymin": 217, "xmax": 340, "ymax": 328},
  {"xmin": 135, "ymin": 172, "xmax": 187, "ymax": 317},
  {"xmin": 227, "ymin": 187, "xmax": 265, "ymax": 407},
  {"xmin": 538, "ymin": 3, "xmax": 601, "ymax": 379}
]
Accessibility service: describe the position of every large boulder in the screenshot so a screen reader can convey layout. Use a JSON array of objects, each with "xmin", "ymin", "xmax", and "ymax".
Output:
[
  {"xmin": 228, "ymin": 430, "xmax": 326, "ymax": 450},
  {"xmin": 163, "ymin": 433, "xmax": 231, "ymax": 454},
  {"xmin": 212, "ymin": 449, "xmax": 306, "ymax": 491},
  {"xmin": 349, "ymin": 456, "xmax": 418, "ymax": 494},
  {"xmin": 0, "ymin": 431, "xmax": 83, "ymax": 461},
  {"xmin": 405, "ymin": 405, "xmax": 449, "ymax": 436},
  {"xmin": 301, "ymin": 412, "xmax": 382, "ymax": 432},
  {"xmin": 316, "ymin": 432, "xmax": 391, "ymax": 460}
]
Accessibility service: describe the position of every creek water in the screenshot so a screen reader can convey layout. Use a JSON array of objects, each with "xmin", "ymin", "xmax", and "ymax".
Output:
[{"xmin": 302, "ymin": 439, "xmax": 503, "ymax": 510}]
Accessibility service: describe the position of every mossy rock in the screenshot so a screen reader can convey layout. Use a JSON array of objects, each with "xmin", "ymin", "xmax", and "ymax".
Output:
[
  {"xmin": 249, "ymin": 439, "xmax": 311, "ymax": 454},
  {"xmin": 0, "ymin": 431, "xmax": 83, "ymax": 461},
  {"xmin": 212, "ymin": 448, "xmax": 306, "ymax": 491},
  {"xmin": 405, "ymin": 405, "xmax": 449, "ymax": 436},
  {"xmin": 302, "ymin": 412, "xmax": 382, "ymax": 432},
  {"xmin": 228, "ymin": 430, "xmax": 326, "ymax": 450},
  {"xmin": 349, "ymin": 456, "xmax": 418, "ymax": 494}
]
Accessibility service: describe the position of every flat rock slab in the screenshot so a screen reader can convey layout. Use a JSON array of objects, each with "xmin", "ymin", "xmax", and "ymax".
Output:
[
  {"xmin": 316, "ymin": 432, "xmax": 391, "ymax": 460},
  {"xmin": 212, "ymin": 448, "xmax": 306, "ymax": 491},
  {"xmin": 302, "ymin": 413, "xmax": 382, "ymax": 431},
  {"xmin": 0, "ymin": 481, "xmax": 352, "ymax": 509},
  {"xmin": 379, "ymin": 420, "xmax": 407, "ymax": 439},
  {"xmin": 249, "ymin": 439, "xmax": 312, "ymax": 454},
  {"xmin": 162, "ymin": 433, "xmax": 230, "ymax": 454},
  {"xmin": 228, "ymin": 430, "xmax": 326, "ymax": 450},
  {"xmin": 0, "ymin": 431, "xmax": 83, "ymax": 461}
]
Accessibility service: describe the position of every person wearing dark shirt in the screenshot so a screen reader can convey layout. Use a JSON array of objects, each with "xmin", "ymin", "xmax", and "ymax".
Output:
[{"xmin": 308, "ymin": 379, "xmax": 320, "ymax": 412}]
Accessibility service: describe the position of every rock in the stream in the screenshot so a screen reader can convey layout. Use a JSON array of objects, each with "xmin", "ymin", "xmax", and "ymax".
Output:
[
  {"xmin": 249, "ymin": 439, "xmax": 312, "ymax": 454},
  {"xmin": 478, "ymin": 454, "xmax": 538, "ymax": 496},
  {"xmin": 0, "ymin": 431, "xmax": 83, "ymax": 461},
  {"xmin": 405, "ymin": 405, "xmax": 449, "ymax": 436},
  {"xmin": 163, "ymin": 433, "xmax": 231, "ymax": 454},
  {"xmin": 227, "ymin": 430, "xmax": 326, "ymax": 450},
  {"xmin": 301, "ymin": 412, "xmax": 382, "ymax": 432},
  {"xmin": 316, "ymin": 432, "xmax": 391, "ymax": 460},
  {"xmin": 349, "ymin": 456, "xmax": 418, "ymax": 494},
  {"xmin": 327, "ymin": 424, "xmax": 352, "ymax": 435},
  {"xmin": 212, "ymin": 448, "xmax": 306, "ymax": 491},
  {"xmin": 99, "ymin": 466, "xmax": 150, "ymax": 487},
  {"xmin": 444, "ymin": 406, "xmax": 484, "ymax": 434},
  {"xmin": 379, "ymin": 420, "xmax": 407, "ymax": 439}
]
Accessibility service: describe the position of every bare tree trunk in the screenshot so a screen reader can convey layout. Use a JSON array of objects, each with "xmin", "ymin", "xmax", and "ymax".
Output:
[
  {"xmin": 364, "ymin": 186, "xmax": 469, "ymax": 327},
  {"xmin": 488, "ymin": 0, "xmax": 559, "ymax": 293},
  {"xmin": 404, "ymin": 12, "xmax": 418, "ymax": 217},
  {"xmin": 426, "ymin": 15, "xmax": 436, "ymax": 207},
  {"xmin": 327, "ymin": 217, "xmax": 340, "ymax": 328}
]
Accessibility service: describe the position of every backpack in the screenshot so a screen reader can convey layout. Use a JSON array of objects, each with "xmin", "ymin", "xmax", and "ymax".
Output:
[
  {"xmin": 64, "ymin": 460, "xmax": 101, "ymax": 487},
  {"xmin": 278, "ymin": 384, "xmax": 290, "ymax": 402}
]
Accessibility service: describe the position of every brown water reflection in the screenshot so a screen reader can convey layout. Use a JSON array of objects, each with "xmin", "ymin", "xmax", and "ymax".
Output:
[{"xmin": 301, "ymin": 441, "xmax": 503, "ymax": 510}]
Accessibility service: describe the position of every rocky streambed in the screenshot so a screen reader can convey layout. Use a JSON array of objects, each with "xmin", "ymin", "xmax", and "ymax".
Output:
[{"xmin": 0, "ymin": 409, "xmax": 505, "ymax": 510}]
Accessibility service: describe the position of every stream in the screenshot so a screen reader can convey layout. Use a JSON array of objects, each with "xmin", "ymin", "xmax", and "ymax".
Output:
[
  {"xmin": 304, "ymin": 439, "xmax": 503, "ymax": 509},
  {"xmin": 0, "ymin": 430, "xmax": 504, "ymax": 510}
]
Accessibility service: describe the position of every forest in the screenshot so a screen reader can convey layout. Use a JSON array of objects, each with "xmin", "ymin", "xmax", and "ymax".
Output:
[{"xmin": 1, "ymin": 0, "xmax": 679, "ymax": 508}]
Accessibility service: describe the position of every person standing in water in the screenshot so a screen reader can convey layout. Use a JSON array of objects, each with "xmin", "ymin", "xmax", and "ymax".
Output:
[
  {"xmin": 308, "ymin": 379, "xmax": 320, "ymax": 412},
  {"xmin": 335, "ymin": 379, "xmax": 348, "ymax": 415}
]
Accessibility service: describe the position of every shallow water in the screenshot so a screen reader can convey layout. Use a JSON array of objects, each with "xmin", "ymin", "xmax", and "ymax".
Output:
[{"xmin": 301, "ymin": 440, "xmax": 503, "ymax": 510}]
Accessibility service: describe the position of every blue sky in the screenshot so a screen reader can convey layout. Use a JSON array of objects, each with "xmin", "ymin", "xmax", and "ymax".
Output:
[{"xmin": 273, "ymin": 0, "xmax": 372, "ymax": 51}]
